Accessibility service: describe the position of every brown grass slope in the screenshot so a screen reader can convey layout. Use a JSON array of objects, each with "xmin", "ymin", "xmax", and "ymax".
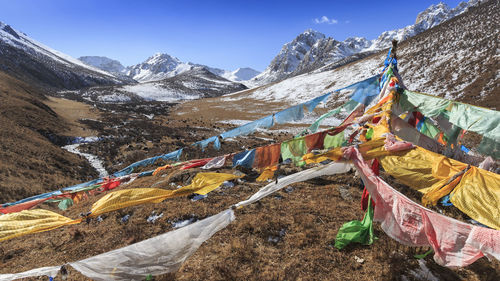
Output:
[
  {"xmin": 0, "ymin": 71, "xmax": 98, "ymax": 202},
  {"xmin": 397, "ymin": 0, "xmax": 500, "ymax": 109}
]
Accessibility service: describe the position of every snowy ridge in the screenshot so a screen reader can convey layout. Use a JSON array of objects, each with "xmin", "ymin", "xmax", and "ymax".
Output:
[
  {"xmin": 250, "ymin": 29, "xmax": 325, "ymax": 86},
  {"xmin": 226, "ymin": 54, "xmax": 382, "ymax": 104},
  {"xmin": 0, "ymin": 22, "xmax": 115, "ymax": 78},
  {"xmin": 220, "ymin": 67, "xmax": 261, "ymax": 82},
  {"xmin": 366, "ymin": 0, "xmax": 477, "ymax": 51},
  {"xmin": 121, "ymin": 66, "xmax": 247, "ymax": 102}
]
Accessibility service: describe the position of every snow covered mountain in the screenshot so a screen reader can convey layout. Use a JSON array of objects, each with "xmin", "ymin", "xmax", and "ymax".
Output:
[
  {"xmin": 122, "ymin": 67, "xmax": 248, "ymax": 101},
  {"xmin": 125, "ymin": 53, "xmax": 259, "ymax": 83},
  {"xmin": 250, "ymin": 29, "xmax": 325, "ymax": 85},
  {"xmin": 250, "ymin": 0, "xmax": 480, "ymax": 87},
  {"xmin": 68, "ymin": 66, "xmax": 248, "ymax": 103},
  {"xmin": 79, "ymin": 56, "xmax": 125, "ymax": 74},
  {"xmin": 125, "ymin": 53, "xmax": 193, "ymax": 82},
  {"xmin": 366, "ymin": 0, "xmax": 478, "ymax": 51},
  {"xmin": 223, "ymin": 0, "xmax": 498, "ymax": 110},
  {"xmin": 0, "ymin": 21, "xmax": 125, "ymax": 89}
]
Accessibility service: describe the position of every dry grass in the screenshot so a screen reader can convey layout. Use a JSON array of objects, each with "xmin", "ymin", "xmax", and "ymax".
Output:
[{"xmin": 43, "ymin": 97, "xmax": 100, "ymax": 137}]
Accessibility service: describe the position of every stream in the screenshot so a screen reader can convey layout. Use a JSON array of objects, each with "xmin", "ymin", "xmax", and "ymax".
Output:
[{"xmin": 62, "ymin": 143, "xmax": 109, "ymax": 178}]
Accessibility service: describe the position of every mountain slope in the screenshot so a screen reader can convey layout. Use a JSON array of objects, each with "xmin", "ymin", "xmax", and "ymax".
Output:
[
  {"xmin": 366, "ymin": 0, "xmax": 477, "ymax": 51},
  {"xmin": 0, "ymin": 22, "xmax": 125, "ymax": 90},
  {"xmin": 121, "ymin": 67, "xmax": 248, "ymax": 102},
  {"xmin": 396, "ymin": 0, "xmax": 499, "ymax": 108},
  {"xmin": 250, "ymin": 0, "xmax": 480, "ymax": 86},
  {"xmin": 0, "ymin": 71, "xmax": 99, "ymax": 202}
]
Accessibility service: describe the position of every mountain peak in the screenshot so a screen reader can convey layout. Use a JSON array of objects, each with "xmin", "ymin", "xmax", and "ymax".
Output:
[
  {"xmin": 302, "ymin": 29, "xmax": 324, "ymax": 37},
  {"xmin": 294, "ymin": 29, "xmax": 325, "ymax": 44},
  {"xmin": 0, "ymin": 21, "xmax": 124, "ymax": 89},
  {"xmin": 0, "ymin": 23, "xmax": 20, "ymax": 39},
  {"xmin": 415, "ymin": 1, "xmax": 451, "ymax": 25},
  {"xmin": 146, "ymin": 53, "xmax": 181, "ymax": 64}
]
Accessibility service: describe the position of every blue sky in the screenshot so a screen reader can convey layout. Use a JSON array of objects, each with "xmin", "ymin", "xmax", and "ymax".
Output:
[{"xmin": 0, "ymin": 0, "xmax": 463, "ymax": 71}]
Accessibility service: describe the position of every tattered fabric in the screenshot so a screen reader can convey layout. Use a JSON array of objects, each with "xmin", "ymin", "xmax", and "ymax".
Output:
[
  {"xmin": 90, "ymin": 173, "xmax": 242, "ymax": 216},
  {"xmin": 274, "ymin": 104, "xmax": 305, "ymax": 124},
  {"xmin": 232, "ymin": 149, "xmax": 256, "ymax": 169},
  {"xmin": 345, "ymin": 146, "xmax": 500, "ymax": 267},
  {"xmin": 253, "ymin": 143, "xmax": 281, "ymax": 169}
]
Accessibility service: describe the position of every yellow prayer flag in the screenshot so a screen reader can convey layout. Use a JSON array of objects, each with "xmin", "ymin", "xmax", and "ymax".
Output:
[{"xmin": 0, "ymin": 209, "xmax": 79, "ymax": 242}]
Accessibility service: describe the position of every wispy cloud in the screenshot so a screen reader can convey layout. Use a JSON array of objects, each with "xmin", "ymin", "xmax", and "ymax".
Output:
[{"xmin": 313, "ymin": 16, "xmax": 338, "ymax": 25}]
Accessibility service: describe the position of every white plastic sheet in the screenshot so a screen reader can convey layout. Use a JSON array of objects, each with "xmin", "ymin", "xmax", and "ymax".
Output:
[
  {"xmin": 235, "ymin": 162, "xmax": 351, "ymax": 208},
  {"xmin": 0, "ymin": 266, "xmax": 60, "ymax": 281},
  {"xmin": 69, "ymin": 209, "xmax": 234, "ymax": 280}
]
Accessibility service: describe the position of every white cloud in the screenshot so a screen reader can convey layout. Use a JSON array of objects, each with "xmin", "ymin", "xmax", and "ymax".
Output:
[{"xmin": 314, "ymin": 16, "xmax": 338, "ymax": 25}]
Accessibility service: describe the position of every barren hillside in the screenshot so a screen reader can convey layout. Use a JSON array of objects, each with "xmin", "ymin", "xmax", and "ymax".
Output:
[{"xmin": 0, "ymin": 71, "xmax": 98, "ymax": 202}]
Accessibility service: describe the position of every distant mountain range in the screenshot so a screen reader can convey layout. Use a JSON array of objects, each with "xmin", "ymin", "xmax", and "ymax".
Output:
[
  {"xmin": 78, "ymin": 56, "xmax": 125, "ymax": 74},
  {"xmin": 0, "ymin": 0, "xmax": 483, "ymax": 102},
  {"xmin": 80, "ymin": 0, "xmax": 478, "ymax": 88},
  {"xmin": 221, "ymin": 0, "xmax": 497, "ymax": 111},
  {"xmin": 249, "ymin": 0, "xmax": 480, "ymax": 86},
  {"xmin": 79, "ymin": 53, "xmax": 261, "ymax": 83}
]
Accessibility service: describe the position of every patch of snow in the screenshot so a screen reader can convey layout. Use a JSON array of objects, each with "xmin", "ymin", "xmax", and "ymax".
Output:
[
  {"xmin": 172, "ymin": 217, "xmax": 198, "ymax": 228},
  {"xmin": 96, "ymin": 93, "xmax": 132, "ymax": 103},
  {"xmin": 121, "ymin": 82, "xmax": 201, "ymax": 102},
  {"xmin": 231, "ymin": 55, "xmax": 381, "ymax": 104}
]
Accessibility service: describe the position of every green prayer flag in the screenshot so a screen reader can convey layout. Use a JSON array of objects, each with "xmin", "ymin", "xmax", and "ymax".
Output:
[
  {"xmin": 324, "ymin": 132, "xmax": 344, "ymax": 149},
  {"xmin": 365, "ymin": 128, "xmax": 374, "ymax": 140},
  {"xmin": 281, "ymin": 138, "xmax": 307, "ymax": 166},
  {"xmin": 302, "ymin": 99, "xmax": 359, "ymax": 136},
  {"xmin": 400, "ymin": 90, "xmax": 451, "ymax": 117},
  {"xmin": 58, "ymin": 198, "xmax": 74, "ymax": 210},
  {"xmin": 334, "ymin": 198, "xmax": 375, "ymax": 250}
]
